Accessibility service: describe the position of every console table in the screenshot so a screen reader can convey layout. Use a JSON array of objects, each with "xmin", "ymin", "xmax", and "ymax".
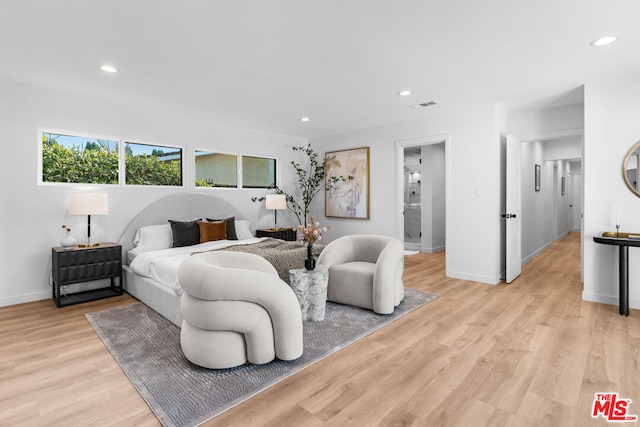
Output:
[{"xmin": 593, "ymin": 234, "xmax": 640, "ymax": 316}]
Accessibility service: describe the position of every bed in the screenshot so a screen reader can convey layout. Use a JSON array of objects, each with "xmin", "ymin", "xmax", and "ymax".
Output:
[{"xmin": 118, "ymin": 192, "xmax": 311, "ymax": 327}]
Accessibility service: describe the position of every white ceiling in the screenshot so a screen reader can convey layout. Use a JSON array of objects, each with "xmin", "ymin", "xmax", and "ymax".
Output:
[{"xmin": 1, "ymin": 1, "xmax": 639, "ymax": 139}]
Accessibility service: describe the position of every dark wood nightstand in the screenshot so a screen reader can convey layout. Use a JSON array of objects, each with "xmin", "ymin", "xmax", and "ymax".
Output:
[
  {"xmin": 256, "ymin": 228, "xmax": 297, "ymax": 241},
  {"xmin": 51, "ymin": 242, "xmax": 123, "ymax": 307}
]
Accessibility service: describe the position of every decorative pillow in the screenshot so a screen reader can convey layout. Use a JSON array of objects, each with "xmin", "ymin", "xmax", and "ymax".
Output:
[
  {"xmin": 168, "ymin": 219, "xmax": 201, "ymax": 247},
  {"xmin": 234, "ymin": 219, "xmax": 254, "ymax": 240},
  {"xmin": 133, "ymin": 224, "xmax": 172, "ymax": 250},
  {"xmin": 206, "ymin": 216, "xmax": 237, "ymax": 240},
  {"xmin": 199, "ymin": 221, "xmax": 227, "ymax": 243}
]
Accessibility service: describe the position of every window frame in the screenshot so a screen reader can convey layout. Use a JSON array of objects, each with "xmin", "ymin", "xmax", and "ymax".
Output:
[
  {"xmin": 193, "ymin": 148, "xmax": 240, "ymax": 190},
  {"xmin": 123, "ymin": 139, "xmax": 186, "ymax": 188},
  {"xmin": 38, "ymin": 127, "xmax": 122, "ymax": 186},
  {"xmin": 240, "ymin": 153, "xmax": 279, "ymax": 189}
]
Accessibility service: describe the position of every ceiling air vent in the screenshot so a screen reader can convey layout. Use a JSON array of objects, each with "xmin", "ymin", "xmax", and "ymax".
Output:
[{"xmin": 411, "ymin": 101, "xmax": 438, "ymax": 109}]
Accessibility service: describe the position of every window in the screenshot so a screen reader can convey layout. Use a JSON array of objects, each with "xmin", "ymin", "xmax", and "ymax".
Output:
[
  {"xmin": 125, "ymin": 142, "xmax": 183, "ymax": 186},
  {"xmin": 41, "ymin": 131, "xmax": 119, "ymax": 184},
  {"xmin": 40, "ymin": 129, "xmax": 276, "ymax": 190},
  {"xmin": 195, "ymin": 151, "xmax": 238, "ymax": 188},
  {"xmin": 242, "ymin": 155, "xmax": 276, "ymax": 188}
]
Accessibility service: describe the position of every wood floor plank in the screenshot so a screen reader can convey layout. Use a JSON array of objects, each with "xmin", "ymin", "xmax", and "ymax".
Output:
[
  {"xmin": 1, "ymin": 232, "xmax": 639, "ymax": 426},
  {"xmin": 508, "ymin": 392, "xmax": 575, "ymax": 427}
]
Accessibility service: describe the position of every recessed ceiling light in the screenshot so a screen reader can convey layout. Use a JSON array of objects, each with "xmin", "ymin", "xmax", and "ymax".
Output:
[
  {"xmin": 99, "ymin": 64, "xmax": 118, "ymax": 73},
  {"xmin": 590, "ymin": 35, "xmax": 618, "ymax": 47},
  {"xmin": 300, "ymin": 117, "xmax": 310, "ymax": 122},
  {"xmin": 397, "ymin": 90, "xmax": 412, "ymax": 97}
]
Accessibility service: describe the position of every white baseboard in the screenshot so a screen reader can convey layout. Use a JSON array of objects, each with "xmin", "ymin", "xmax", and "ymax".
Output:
[
  {"xmin": 0, "ymin": 278, "xmax": 114, "ymax": 308},
  {"xmin": 582, "ymin": 290, "xmax": 640, "ymax": 311},
  {"xmin": 421, "ymin": 245, "xmax": 446, "ymax": 253},
  {"xmin": 0, "ymin": 290, "xmax": 51, "ymax": 307},
  {"xmin": 404, "ymin": 242, "xmax": 420, "ymax": 251},
  {"xmin": 522, "ymin": 241, "xmax": 553, "ymax": 265},
  {"xmin": 446, "ymin": 269, "xmax": 501, "ymax": 285}
]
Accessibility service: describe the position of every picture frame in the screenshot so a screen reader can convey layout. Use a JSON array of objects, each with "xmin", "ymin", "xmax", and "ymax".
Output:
[
  {"xmin": 325, "ymin": 146, "xmax": 370, "ymax": 219},
  {"xmin": 535, "ymin": 164, "xmax": 541, "ymax": 192}
]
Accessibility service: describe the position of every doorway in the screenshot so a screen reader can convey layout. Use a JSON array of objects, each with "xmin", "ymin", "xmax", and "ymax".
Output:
[
  {"xmin": 514, "ymin": 133, "xmax": 583, "ymax": 281},
  {"xmin": 403, "ymin": 146, "xmax": 422, "ymax": 250},
  {"xmin": 395, "ymin": 135, "xmax": 449, "ymax": 258}
]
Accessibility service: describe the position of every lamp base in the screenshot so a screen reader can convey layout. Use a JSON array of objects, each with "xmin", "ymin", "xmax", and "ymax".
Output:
[{"xmin": 78, "ymin": 242, "xmax": 100, "ymax": 248}]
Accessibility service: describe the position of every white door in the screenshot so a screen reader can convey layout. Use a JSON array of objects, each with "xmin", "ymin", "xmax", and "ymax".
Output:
[
  {"xmin": 572, "ymin": 174, "xmax": 583, "ymax": 230},
  {"xmin": 505, "ymin": 135, "xmax": 522, "ymax": 283}
]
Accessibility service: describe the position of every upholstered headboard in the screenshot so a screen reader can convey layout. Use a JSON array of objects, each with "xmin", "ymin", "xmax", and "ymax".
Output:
[{"xmin": 117, "ymin": 192, "xmax": 244, "ymax": 264}]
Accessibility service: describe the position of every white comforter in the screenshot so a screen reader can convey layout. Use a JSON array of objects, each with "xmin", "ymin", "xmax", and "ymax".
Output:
[{"xmin": 129, "ymin": 238, "xmax": 266, "ymax": 295}]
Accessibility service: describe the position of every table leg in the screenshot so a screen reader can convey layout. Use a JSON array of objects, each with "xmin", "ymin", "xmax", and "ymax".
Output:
[{"xmin": 619, "ymin": 246, "xmax": 629, "ymax": 316}]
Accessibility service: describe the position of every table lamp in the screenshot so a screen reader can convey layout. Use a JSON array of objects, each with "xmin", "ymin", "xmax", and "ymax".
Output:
[
  {"xmin": 68, "ymin": 192, "xmax": 109, "ymax": 247},
  {"xmin": 265, "ymin": 194, "xmax": 287, "ymax": 230}
]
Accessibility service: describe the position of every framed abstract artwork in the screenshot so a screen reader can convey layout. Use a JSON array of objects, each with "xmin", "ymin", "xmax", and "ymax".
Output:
[{"xmin": 325, "ymin": 146, "xmax": 370, "ymax": 219}]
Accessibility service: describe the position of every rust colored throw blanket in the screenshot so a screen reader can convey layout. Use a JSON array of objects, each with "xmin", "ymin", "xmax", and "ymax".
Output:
[{"xmin": 193, "ymin": 238, "xmax": 324, "ymax": 284}]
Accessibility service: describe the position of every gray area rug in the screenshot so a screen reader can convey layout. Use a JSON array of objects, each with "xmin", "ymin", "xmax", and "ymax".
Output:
[{"xmin": 86, "ymin": 289, "xmax": 438, "ymax": 427}]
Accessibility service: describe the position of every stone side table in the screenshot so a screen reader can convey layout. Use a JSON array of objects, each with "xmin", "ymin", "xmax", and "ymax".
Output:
[{"xmin": 288, "ymin": 265, "xmax": 329, "ymax": 321}]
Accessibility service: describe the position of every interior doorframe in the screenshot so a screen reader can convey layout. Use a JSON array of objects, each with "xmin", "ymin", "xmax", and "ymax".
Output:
[
  {"xmin": 517, "ymin": 127, "xmax": 584, "ymax": 283},
  {"xmin": 395, "ymin": 133, "xmax": 451, "ymax": 266}
]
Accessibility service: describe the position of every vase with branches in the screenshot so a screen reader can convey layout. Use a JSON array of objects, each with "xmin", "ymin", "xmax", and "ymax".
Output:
[{"xmin": 252, "ymin": 143, "xmax": 344, "ymax": 226}]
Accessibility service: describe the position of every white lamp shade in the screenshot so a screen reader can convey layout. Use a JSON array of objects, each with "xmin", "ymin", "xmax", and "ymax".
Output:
[
  {"xmin": 265, "ymin": 194, "xmax": 287, "ymax": 210},
  {"xmin": 68, "ymin": 193, "xmax": 109, "ymax": 215}
]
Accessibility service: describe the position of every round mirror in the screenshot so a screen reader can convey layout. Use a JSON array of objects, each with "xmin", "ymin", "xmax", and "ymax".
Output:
[{"xmin": 623, "ymin": 140, "xmax": 640, "ymax": 197}]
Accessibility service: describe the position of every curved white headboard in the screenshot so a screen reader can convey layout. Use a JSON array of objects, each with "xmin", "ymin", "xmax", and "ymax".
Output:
[{"xmin": 117, "ymin": 192, "xmax": 243, "ymax": 264}]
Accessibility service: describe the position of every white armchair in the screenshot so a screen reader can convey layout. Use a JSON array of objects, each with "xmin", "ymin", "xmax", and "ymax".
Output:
[
  {"xmin": 318, "ymin": 234, "xmax": 404, "ymax": 314},
  {"xmin": 178, "ymin": 251, "xmax": 303, "ymax": 369}
]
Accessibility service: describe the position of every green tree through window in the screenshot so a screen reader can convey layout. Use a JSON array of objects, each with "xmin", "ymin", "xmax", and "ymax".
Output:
[
  {"xmin": 41, "ymin": 132, "xmax": 119, "ymax": 184},
  {"xmin": 41, "ymin": 132, "xmax": 183, "ymax": 186}
]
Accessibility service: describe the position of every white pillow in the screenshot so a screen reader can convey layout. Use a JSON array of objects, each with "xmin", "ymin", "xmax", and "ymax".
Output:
[
  {"xmin": 133, "ymin": 224, "xmax": 173, "ymax": 249},
  {"xmin": 234, "ymin": 220, "xmax": 254, "ymax": 240}
]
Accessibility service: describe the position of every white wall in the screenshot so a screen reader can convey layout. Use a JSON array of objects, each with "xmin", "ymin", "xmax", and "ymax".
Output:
[
  {"xmin": 312, "ymin": 102, "xmax": 502, "ymax": 284},
  {"xmin": 543, "ymin": 136, "xmax": 582, "ymax": 160},
  {"xmin": 423, "ymin": 143, "xmax": 446, "ymax": 252},
  {"xmin": 509, "ymin": 103, "xmax": 584, "ymax": 138},
  {"xmin": 520, "ymin": 141, "xmax": 552, "ymax": 262},
  {"xmin": 584, "ymin": 72, "xmax": 640, "ymax": 310},
  {"xmin": 0, "ymin": 79, "xmax": 306, "ymax": 306}
]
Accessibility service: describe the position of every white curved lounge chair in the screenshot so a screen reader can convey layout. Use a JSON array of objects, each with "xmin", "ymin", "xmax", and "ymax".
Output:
[
  {"xmin": 318, "ymin": 234, "xmax": 405, "ymax": 314},
  {"xmin": 179, "ymin": 251, "xmax": 303, "ymax": 369}
]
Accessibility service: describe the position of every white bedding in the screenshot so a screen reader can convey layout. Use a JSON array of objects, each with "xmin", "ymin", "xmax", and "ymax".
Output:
[{"xmin": 129, "ymin": 237, "xmax": 266, "ymax": 295}]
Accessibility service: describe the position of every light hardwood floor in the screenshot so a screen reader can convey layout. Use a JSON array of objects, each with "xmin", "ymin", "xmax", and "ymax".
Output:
[{"xmin": 1, "ymin": 232, "xmax": 638, "ymax": 426}]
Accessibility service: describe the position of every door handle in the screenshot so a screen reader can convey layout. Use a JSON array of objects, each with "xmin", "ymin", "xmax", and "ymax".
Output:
[{"xmin": 501, "ymin": 213, "xmax": 517, "ymax": 219}]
